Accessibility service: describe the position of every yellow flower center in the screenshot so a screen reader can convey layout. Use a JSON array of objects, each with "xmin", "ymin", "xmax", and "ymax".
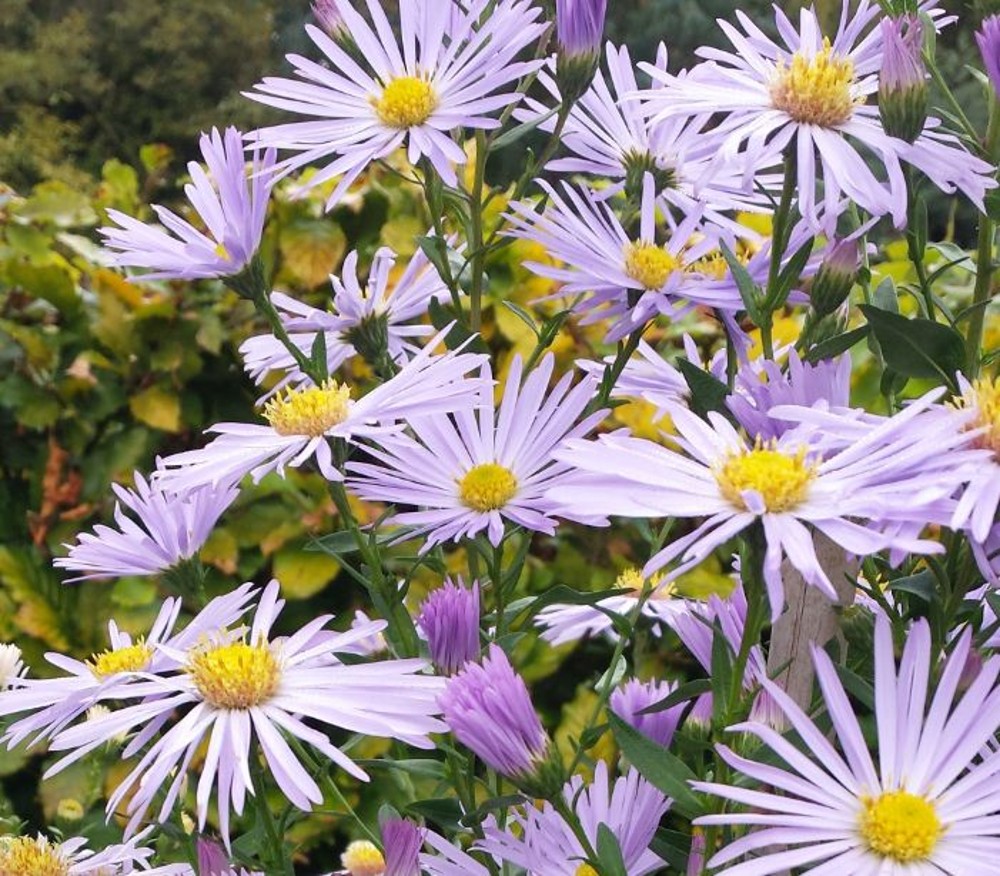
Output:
[
  {"xmin": 690, "ymin": 241, "xmax": 758, "ymax": 280},
  {"xmin": 187, "ymin": 640, "xmax": 280, "ymax": 710},
  {"xmin": 860, "ymin": 791, "xmax": 941, "ymax": 862},
  {"xmin": 770, "ymin": 40, "xmax": 856, "ymax": 127},
  {"xmin": 0, "ymin": 837, "xmax": 70, "ymax": 876},
  {"xmin": 374, "ymin": 76, "xmax": 438, "ymax": 128},
  {"xmin": 263, "ymin": 379, "xmax": 351, "ymax": 437},
  {"xmin": 615, "ymin": 567, "xmax": 646, "ymax": 592},
  {"xmin": 458, "ymin": 463, "xmax": 518, "ymax": 512},
  {"xmin": 716, "ymin": 444, "xmax": 816, "ymax": 513},
  {"xmin": 341, "ymin": 840, "xmax": 386, "ymax": 876},
  {"xmin": 624, "ymin": 242, "xmax": 680, "ymax": 290},
  {"xmin": 88, "ymin": 641, "xmax": 153, "ymax": 678},
  {"xmin": 575, "ymin": 866, "xmax": 599, "ymax": 876},
  {"xmin": 961, "ymin": 376, "xmax": 1000, "ymax": 457}
]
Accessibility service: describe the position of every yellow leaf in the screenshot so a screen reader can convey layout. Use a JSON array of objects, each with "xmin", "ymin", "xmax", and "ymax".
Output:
[
  {"xmin": 273, "ymin": 548, "xmax": 340, "ymax": 599},
  {"xmin": 280, "ymin": 220, "xmax": 347, "ymax": 288},
  {"xmin": 129, "ymin": 386, "xmax": 181, "ymax": 432},
  {"xmin": 200, "ymin": 528, "xmax": 239, "ymax": 575}
]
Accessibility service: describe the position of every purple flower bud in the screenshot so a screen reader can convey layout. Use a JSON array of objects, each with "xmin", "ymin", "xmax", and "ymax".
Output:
[
  {"xmin": 441, "ymin": 645, "xmax": 560, "ymax": 794},
  {"xmin": 382, "ymin": 817, "xmax": 425, "ymax": 876},
  {"xmin": 979, "ymin": 16, "xmax": 1000, "ymax": 100},
  {"xmin": 810, "ymin": 236, "xmax": 860, "ymax": 316},
  {"xmin": 879, "ymin": 15, "xmax": 928, "ymax": 143},
  {"xmin": 686, "ymin": 829, "xmax": 706, "ymax": 876},
  {"xmin": 418, "ymin": 578, "xmax": 480, "ymax": 674},
  {"xmin": 555, "ymin": 0, "xmax": 607, "ymax": 103},
  {"xmin": 609, "ymin": 678, "xmax": 685, "ymax": 748},
  {"xmin": 311, "ymin": 0, "xmax": 346, "ymax": 39},
  {"xmin": 196, "ymin": 838, "xmax": 231, "ymax": 876}
]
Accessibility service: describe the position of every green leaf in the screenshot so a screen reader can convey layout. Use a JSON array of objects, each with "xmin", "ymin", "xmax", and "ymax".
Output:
[
  {"xmin": 490, "ymin": 107, "xmax": 559, "ymax": 150},
  {"xmin": 307, "ymin": 529, "xmax": 403, "ymax": 557},
  {"xmin": 887, "ymin": 568, "xmax": 937, "ymax": 602},
  {"xmin": 677, "ymin": 358, "xmax": 732, "ymax": 422},
  {"xmin": 354, "ymin": 758, "xmax": 446, "ymax": 781},
  {"xmin": 417, "ymin": 235, "xmax": 453, "ymax": 284},
  {"xmin": 872, "ymin": 277, "xmax": 898, "ymax": 315},
  {"xmin": 859, "ymin": 305, "xmax": 963, "ymax": 387},
  {"xmin": 407, "ymin": 797, "xmax": 464, "ymax": 831},
  {"xmin": 710, "ymin": 623, "xmax": 735, "ymax": 723},
  {"xmin": 720, "ymin": 241, "xmax": 762, "ymax": 319},
  {"xmin": 310, "ymin": 331, "xmax": 329, "ymax": 380},
  {"xmin": 428, "ymin": 299, "xmax": 489, "ymax": 353},
  {"xmin": 770, "ymin": 236, "xmax": 815, "ymax": 309},
  {"xmin": 639, "ymin": 678, "xmax": 712, "ymax": 714},
  {"xmin": 608, "ymin": 712, "xmax": 705, "ymax": 817},
  {"xmin": 506, "ymin": 585, "xmax": 628, "ymax": 626},
  {"xmin": 804, "ymin": 325, "xmax": 869, "ymax": 363},
  {"xmin": 501, "ymin": 300, "xmax": 541, "ymax": 339},
  {"xmin": 595, "ymin": 825, "xmax": 629, "ymax": 876}
]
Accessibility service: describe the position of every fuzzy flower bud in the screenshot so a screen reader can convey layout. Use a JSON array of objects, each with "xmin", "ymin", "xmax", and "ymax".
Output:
[
  {"xmin": 441, "ymin": 644, "xmax": 562, "ymax": 796},
  {"xmin": 978, "ymin": 15, "xmax": 1000, "ymax": 100},
  {"xmin": 609, "ymin": 678, "xmax": 685, "ymax": 748},
  {"xmin": 311, "ymin": 0, "xmax": 346, "ymax": 40},
  {"xmin": 418, "ymin": 578, "xmax": 480, "ymax": 674},
  {"xmin": 810, "ymin": 237, "xmax": 860, "ymax": 316},
  {"xmin": 879, "ymin": 15, "xmax": 928, "ymax": 143},
  {"xmin": 555, "ymin": 0, "xmax": 607, "ymax": 105}
]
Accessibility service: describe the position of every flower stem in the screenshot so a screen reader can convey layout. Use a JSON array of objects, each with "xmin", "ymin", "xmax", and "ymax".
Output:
[{"xmin": 762, "ymin": 150, "xmax": 798, "ymax": 360}]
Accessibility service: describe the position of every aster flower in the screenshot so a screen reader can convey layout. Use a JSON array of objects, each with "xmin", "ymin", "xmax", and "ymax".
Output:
[
  {"xmin": 696, "ymin": 614, "xmax": 1000, "ymax": 874},
  {"xmin": 610, "ymin": 677, "xmax": 686, "ymax": 747},
  {"xmin": 517, "ymin": 43, "xmax": 773, "ymax": 226},
  {"xmin": 53, "ymin": 471, "xmax": 237, "ymax": 582},
  {"xmin": 340, "ymin": 839, "xmax": 387, "ymax": 876},
  {"xmin": 549, "ymin": 391, "xmax": 982, "ymax": 620},
  {"xmin": 0, "ymin": 582, "xmax": 258, "ymax": 750},
  {"xmin": 336, "ymin": 609, "xmax": 388, "ymax": 657},
  {"xmin": 477, "ymin": 761, "xmax": 669, "ymax": 876},
  {"xmin": 978, "ymin": 15, "xmax": 1000, "ymax": 99},
  {"xmin": 382, "ymin": 817, "xmax": 425, "ymax": 876},
  {"xmin": 507, "ymin": 175, "xmax": 733, "ymax": 341},
  {"xmin": 240, "ymin": 244, "xmax": 452, "ymax": 395},
  {"xmin": 0, "ymin": 831, "xmax": 179, "ymax": 876},
  {"xmin": 535, "ymin": 567, "xmax": 692, "ymax": 645},
  {"xmin": 440, "ymin": 644, "xmax": 558, "ymax": 791},
  {"xmin": 417, "ymin": 578, "xmax": 481, "ymax": 674},
  {"xmin": 101, "ymin": 127, "xmax": 275, "ymax": 281},
  {"xmin": 642, "ymin": 1, "xmax": 994, "ymax": 230},
  {"xmin": 347, "ymin": 353, "xmax": 605, "ymax": 549},
  {"xmin": 421, "ymin": 832, "xmax": 493, "ymax": 876},
  {"xmin": 246, "ymin": 0, "xmax": 545, "ymax": 207},
  {"xmin": 158, "ymin": 328, "xmax": 487, "ymax": 490},
  {"xmin": 878, "ymin": 15, "xmax": 928, "ymax": 143},
  {"xmin": 951, "ymin": 375, "xmax": 1000, "ymax": 544},
  {"xmin": 47, "ymin": 581, "xmax": 447, "ymax": 842},
  {"xmin": 554, "ymin": 0, "xmax": 607, "ymax": 103}
]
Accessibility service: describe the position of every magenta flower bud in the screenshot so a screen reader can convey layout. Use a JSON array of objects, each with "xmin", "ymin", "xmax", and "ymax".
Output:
[
  {"xmin": 686, "ymin": 829, "xmax": 706, "ymax": 876},
  {"xmin": 810, "ymin": 237, "xmax": 860, "ymax": 317},
  {"xmin": 879, "ymin": 15, "xmax": 928, "ymax": 143},
  {"xmin": 417, "ymin": 578, "xmax": 480, "ymax": 674},
  {"xmin": 978, "ymin": 16, "xmax": 1000, "ymax": 100},
  {"xmin": 609, "ymin": 678, "xmax": 685, "ymax": 748},
  {"xmin": 382, "ymin": 817, "xmax": 424, "ymax": 876},
  {"xmin": 441, "ymin": 645, "xmax": 562, "ymax": 795},
  {"xmin": 555, "ymin": 0, "xmax": 607, "ymax": 104},
  {"xmin": 311, "ymin": 0, "xmax": 346, "ymax": 39},
  {"xmin": 196, "ymin": 838, "xmax": 231, "ymax": 876}
]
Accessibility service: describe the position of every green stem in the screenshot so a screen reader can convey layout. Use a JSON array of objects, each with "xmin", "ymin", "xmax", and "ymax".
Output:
[
  {"xmin": 586, "ymin": 322, "xmax": 648, "ymax": 415},
  {"xmin": 905, "ymin": 166, "xmax": 936, "ymax": 321},
  {"xmin": 762, "ymin": 150, "xmax": 798, "ymax": 360},
  {"xmin": 250, "ymin": 755, "xmax": 294, "ymax": 876},
  {"xmin": 925, "ymin": 52, "xmax": 982, "ymax": 149},
  {"xmin": 967, "ymin": 102, "xmax": 1000, "ymax": 377},
  {"xmin": 469, "ymin": 130, "xmax": 489, "ymax": 333}
]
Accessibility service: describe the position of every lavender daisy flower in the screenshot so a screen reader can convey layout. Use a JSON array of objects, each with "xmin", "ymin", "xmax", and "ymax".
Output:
[
  {"xmin": 0, "ymin": 582, "xmax": 258, "ymax": 750},
  {"xmin": 535, "ymin": 567, "xmax": 693, "ymax": 645},
  {"xmin": 506, "ymin": 176, "xmax": 732, "ymax": 341},
  {"xmin": 347, "ymin": 353, "xmax": 605, "ymax": 549},
  {"xmin": 102, "ymin": 127, "xmax": 275, "ymax": 281},
  {"xmin": 417, "ymin": 578, "xmax": 481, "ymax": 674},
  {"xmin": 240, "ymin": 244, "xmax": 452, "ymax": 395},
  {"xmin": 550, "ymin": 391, "xmax": 981, "ymax": 620},
  {"xmin": 53, "ymin": 471, "xmax": 237, "ymax": 582},
  {"xmin": 440, "ymin": 644, "xmax": 558, "ymax": 792},
  {"xmin": 696, "ymin": 614, "xmax": 1000, "ymax": 873},
  {"xmin": 47, "ymin": 581, "xmax": 446, "ymax": 842},
  {"xmin": 610, "ymin": 677, "xmax": 686, "ymax": 747},
  {"xmin": 641, "ymin": 0, "xmax": 994, "ymax": 229},
  {"xmin": 477, "ymin": 761, "xmax": 669, "ymax": 876},
  {"xmin": 978, "ymin": 15, "xmax": 1000, "ymax": 98},
  {"xmin": 0, "ymin": 831, "xmax": 176, "ymax": 876},
  {"xmin": 246, "ymin": 0, "xmax": 545, "ymax": 208},
  {"xmin": 421, "ymin": 831, "xmax": 493, "ymax": 876},
  {"xmin": 951, "ymin": 375, "xmax": 1000, "ymax": 543},
  {"xmin": 158, "ymin": 328, "xmax": 487, "ymax": 490},
  {"xmin": 340, "ymin": 839, "xmax": 388, "ymax": 876},
  {"xmin": 554, "ymin": 0, "xmax": 607, "ymax": 102},
  {"xmin": 517, "ymin": 44, "xmax": 774, "ymax": 226}
]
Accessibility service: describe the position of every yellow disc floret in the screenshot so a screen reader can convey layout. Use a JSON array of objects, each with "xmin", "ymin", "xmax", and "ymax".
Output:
[
  {"xmin": 0, "ymin": 836, "xmax": 70, "ymax": 876},
  {"xmin": 88, "ymin": 640, "xmax": 153, "ymax": 678},
  {"xmin": 960, "ymin": 376, "xmax": 1000, "ymax": 457},
  {"xmin": 615, "ymin": 567, "xmax": 646, "ymax": 593},
  {"xmin": 341, "ymin": 840, "xmax": 386, "ymax": 876},
  {"xmin": 771, "ymin": 39, "xmax": 856, "ymax": 127},
  {"xmin": 263, "ymin": 379, "xmax": 351, "ymax": 437},
  {"xmin": 624, "ymin": 242, "xmax": 680, "ymax": 290},
  {"xmin": 374, "ymin": 76, "xmax": 438, "ymax": 128},
  {"xmin": 860, "ymin": 791, "xmax": 941, "ymax": 862},
  {"xmin": 716, "ymin": 443, "xmax": 816, "ymax": 513},
  {"xmin": 187, "ymin": 640, "xmax": 280, "ymax": 710},
  {"xmin": 458, "ymin": 463, "xmax": 518, "ymax": 512},
  {"xmin": 575, "ymin": 865, "xmax": 599, "ymax": 876}
]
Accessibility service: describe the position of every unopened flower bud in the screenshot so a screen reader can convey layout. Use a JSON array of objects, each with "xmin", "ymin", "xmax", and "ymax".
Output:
[
  {"xmin": 311, "ymin": 0, "xmax": 347, "ymax": 40},
  {"xmin": 810, "ymin": 237, "xmax": 859, "ymax": 316},
  {"xmin": 977, "ymin": 15, "xmax": 1000, "ymax": 100},
  {"xmin": 555, "ymin": 0, "xmax": 607, "ymax": 105},
  {"xmin": 609, "ymin": 678, "xmax": 684, "ymax": 748},
  {"xmin": 381, "ymin": 817, "xmax": 424, "ymax": 876},
  {"xmin": 418, "ymin": 578, "xmax": 480, "ymax": 675},
  {"xmin": 879, "ymin": 16, "xmax": 929, "ymax": 143},
  {"xmin": 196, "ymin": 837, "xmax": 229, "ymax": 874}
]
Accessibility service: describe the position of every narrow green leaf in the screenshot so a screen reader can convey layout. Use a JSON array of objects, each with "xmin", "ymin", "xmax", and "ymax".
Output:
[
  {"xmin": 770, "ymin": 236, "xmax": 815, "ymax": 309},
  {"xmin": 639, "ymin": 679, "xmax": 712, "ymax": 715},
  {"xmin": 804, "ymin": 325, "xmax": 869, "ymax": 363},
  {"xmin": 859, "ymin": 305, "xmax": 963, "ymax": 387},
  {"xmin": 595, "ymin": 825, "xmax": 629, "ymax": 876},
  {"xmin": 490, "ymin": 107, "xmax": 559, "ymax": 150},
  {"xmin": 677, "ymin": 358, "xmax": 733, "ymax": 422},
  {"xmin": 310, "ymin": 331, "xmax": 329, "ymax": 380},
  {"xmin": 887, "ymin": 568, "xmax": 937, "ymax": 602},
  {"xmin": 720, "ymin": 241, "xmax": 762, "ymax": 319},
  {"xmin": 501, "ymin": 300, "xmax": 541, "ymax": 338}
]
